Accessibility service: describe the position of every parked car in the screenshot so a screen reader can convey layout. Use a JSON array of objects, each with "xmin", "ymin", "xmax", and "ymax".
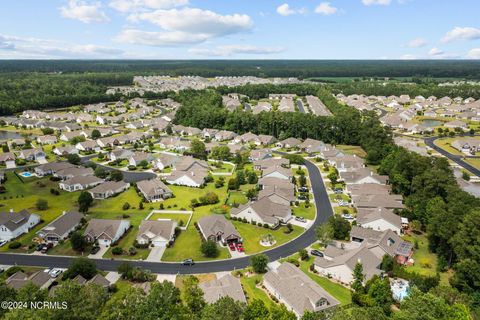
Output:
[
  {"xmin": 182, "ymin": 258, "xmax": 195, "ymax": 266},
  {"xmin": 36, "ymin": 244, "xmax": 45, "ymax": 251},
  {"xmin": 236, "ymin": 243, "xmax": 244, "ymax": 252},
  {"xmin": 41, "ymin": 243, "xmax": 53, "ymax": 254},
  {"xmin": 228, "ymin": 243, "xmax": 236, "ymax": 251},
  {"xmin": 90, "ymin": 246, "xmax": 100, "ymax": 254},
  {"xmin": 295, "ymin": 216, "xmax": 306, "ymax": 223},
  {"xmin": 0, "ymin": 240, "xmax": 7, "ymax": 247},
  {"xmin": 297, "ymin": 195, "xmax": 308, "ymax": 200},
  {"xmin": 298, "ymin": 187, "xmax": 309, "ymax": 193},
  {"xmin": 333, "ymin": 189, "xmax": 343, "ymax": 194},
  {"xmin": 310, "ymin": 250, "xmax": 324, "ymax": 257},
  {"xmin": 49, "ymin": 268, "xmax": 63, "ymax": 278},
  {"xmin": 342, "ymin": 213, "xmax": 354, "ymax": 220}
]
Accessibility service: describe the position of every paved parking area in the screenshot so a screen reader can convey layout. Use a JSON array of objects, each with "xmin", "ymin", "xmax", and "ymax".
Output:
[
  {"xmin": 88, "ymin": 245, "xmax": 108, "ymax": 258},
  {"xmin": 156, "ymin": 274, "xmax": 176, "ymax": 283},
  {"xmin": 146, "ymin": 246, "xmax": 165, "ymax": 262},
  {"xmin": 105, "ymin": 272, "xmax": 121, "ymax": 284}
]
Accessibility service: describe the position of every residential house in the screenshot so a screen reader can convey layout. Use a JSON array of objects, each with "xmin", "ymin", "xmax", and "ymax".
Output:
[
  {"xmin": 84, "ymin": 219, "xmax": 130, "ymax": 246},
  {"xmin": 166, "ymin": 157, "xmax": 209, "ymax": 187},
  {"xmin": 230, "ymin": 197, "xmax": 292, "ymax": 227},
  {"xmin": 200, "ymin": 274, "xmax": 247, "ymax": 304},
  {"xmin": 6, "ymin": 271, "xmax": 54, "ymax": 290},
  {"xmin": 137, "ymin": 178, "xmax": 173, "ymax": 202},
  {"xmin": 214, "ymin": 130, "xmax": 237, "ymax": 141},
  {"xmin": 0, "ymin": 152, "xmax": 16, "ymax": 168},
  {"xmin": 36, "ymin": 211, "xmax": 83, "ymax": 242},
  {"xmin": 339, "ymin": 168, "xmax": 388, "ymax": 185},
  {"xmin": 444, "ymin": 120, "xmax": 468, "ymax": 130},
  {"xmin": 18, "ymin": 148, "xmax": 46, "ymax": 162},
  {"xmin": 197, "ymin": 215, "xmax": 241, "ymax": 245},
  {"xmin": 55, "ymin": 167, "xmax": 94, "ymax": 180},
  {"xmin": 356, "ymin": 207, "xmax": 402, "ymax": 234},
  {"xmin": 351, "ymin": 193, "xmax": 404, "ymax": 210},
  {"xmin": 37, "ymin": 135, "xmax": 57, "ymax": 145},
  {"xmin": 129, "ymin": 152, "xmax": 155, "ymax": 167},
  {"xmin": 75, "ymin": 140, "xmax": 99, "ymax": 152},
  {"xmin": 451, "ymin": 138, "xmax": 480, "ymax": 155},
  {"xmin": 276, "ymin": 137, "xmax": 302, "ymax": 149},
  {"xmin": 88, "ymin": 181, "xmax": 130, "ymax": 199},
  {"xmin": 59, "ymin": 175, "xmax": 103, "ymax": 192},
  {"xmin": 249, "ymin": 149, "xmax": 272, "ymax": 161},
  {"xmin": 34, "ymin": 162, "xmax": 75, "ymax": 176},
  {"xmin": 136, "ymin": 220, "xmax": 177, "ymax": 247},
  {"xmin": 264, "ymin": 263, "xmax": 339, "ymax": 317},
  {"xmin": 0, "ymin": 210, "xmax": 40, "ymax": 241},
  {"xmin": 53, "ymin": 145, "xmax": 79, "ymax": 156}
]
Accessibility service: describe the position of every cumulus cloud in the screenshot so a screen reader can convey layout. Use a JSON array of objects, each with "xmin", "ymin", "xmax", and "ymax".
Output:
[
  {"xmin": 362, "ymin": 0, "xmax": 391, "ymax": 6},
  {"xmin": 59, "ymin": 0, "xmax": 109, "ymax": 23},
  {"xmin": 276, "ymin": 3, "xmax": 306, "ymax": 16},
  {"xmin": 466, "ymin": 48, "xmax": 480, "ymax": 59},
  {"xmin": 116, "ymin": 8, "xmax": 253, "ymax": 46},
  {"xmin": 0, "ymin": 34, "xmax": 124, "ymax": 58},
  {"xmin": 314, "ymin": 2, "xmax": 338, "ymax": 15},
  {"xmin": 400, "ymin": 54, "xmax": 417, "ymax": 60},
  {"xmin": 427, "ymin": 47, "xmax": 458, "ymax": 59},
  {"xmin": 108, "ymin": 0, "xmax": 188, "ymax": 13},
  {"xmin": 442, "ymin": 27, "xmax": 480, "ymax": 43},
  {"xmin": 189, "ymin": 44, "xmax": 285, "ymax": 57},
  {"xmin": 404, "ymin": 38, "xmax": 427, "ymax": 48}
]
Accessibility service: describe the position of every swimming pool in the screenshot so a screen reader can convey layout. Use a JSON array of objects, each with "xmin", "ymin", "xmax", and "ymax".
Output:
[{"xmin": 19, "ymin": 172, "xmax": 33, "ymax": 178}]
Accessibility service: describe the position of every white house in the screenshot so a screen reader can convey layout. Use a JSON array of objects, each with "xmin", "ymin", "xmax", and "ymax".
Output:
[
  {"xmin": 0, "ymin": 210, "xmax": 40, "ymax": 241},
  {"xmin": 84, "ymin": 219, "xmax": 130, "ymax": 246},
  {"xmin": 136, "ymin": 220, "xmax": 177, "ymax": 247}
]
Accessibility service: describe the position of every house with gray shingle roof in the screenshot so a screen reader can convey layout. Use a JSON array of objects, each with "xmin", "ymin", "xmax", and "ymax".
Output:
[
  {"xmin": 0, "ymin": 210, "xmax": 40, "ymax": 241},
  {"xmin": 197, "ymin": 215, "xmax": 241, "ymax": 245},
  {"xmin": 200, "ymin": 274, "xmax": 246, "ymax": 304},
  {"xmin": 37, "ymin": 211, "xmax": 83, "ymax": 243},
  {"xmin": 136, "ymin": 220, "xmax": 177, "ymax": 247},
  {"xmin": 84, "ymin": 219, "xmax": 130, "ymax": 246},
  {"xmin": 230, "ymin": 197, "xmax": 291, "ymax": 227},
  {"xmin": 88, "ymin": 181, "xmax": 130, "ymax": 199},
  {"xmin": 137, "ymin": 178, "xmax": 172, "ymax": 202},
  {"xmin": 264, "ymin": 263, "xmax": 339, "ymax": 317},
  {"xmin": 59, "ymin": 175, "xmax": 103, "ymax": 192}
]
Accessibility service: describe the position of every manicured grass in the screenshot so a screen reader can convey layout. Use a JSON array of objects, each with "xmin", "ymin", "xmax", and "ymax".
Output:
[
  {"xmin": 240, "ymin": 274, "xmax": 275, "ymax": 307},
  {"xmin": 336, "ymin": 145, "xmax": 367, "ymax": 158},
  {"xmin": 104, "ymin": 227, "xmax": 150, "ymax": 260},
  {"xmin": 434, "ymin": 137, "xmax": 464, "ymax": 156},
  {"xmin": 329, "ymin": 193, "xmax": 350, "ymax": 202},
  {"xmin": 232, "ymin": 221, "xmax": 303, "ymax": 254},
  {"xmin": 403, "ymin": 233, "xmax": 438, "ymax": 277},
  {"xmin": 464, "ymin": 158, "xmax": 480, "ymax": 170},
  {"xmin": 226, "ymin": 191, "xmax": 248, "ymax": 206},
  {"xmin": 208, "ymin": 161, "xmax": 234, "ymax": 173},
  {"xmin": 334, "ymin": 206, "xmax": 356, "ymax": 215},
  {"xmin": 0, "ymin": 172, "xmax": 79, "ymax": 252},
  {"xmin": 292, "ymin": 202, "xmax": 316, "ymax": 220},
  {"xmin": 148, "ymin": 212, "xmax": 192, "ymax": 225}
]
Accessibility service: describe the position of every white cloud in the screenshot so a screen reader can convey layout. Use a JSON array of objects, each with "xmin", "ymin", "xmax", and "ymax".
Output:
[
  {"xmin": 427, "ymin": 47, "xmax": 458, "ymax": 59},
  {"xmin": 59, "ymin": 0, "xmax": 109, "ymax": 23},
  {"xmin": 362, "ymin": 0, "xmax": 391, "ymax": 6},
  {"xmin": 400, "ymin": 54, "xmax": 417, "ymax": 60},
  {"xmin": 404, "ymin": 38, "xmax": 427, "ymax": 48},
  {"xmin": 0, "ymin": 34, "xmax": 124, "ymax": 58},
  {"xmin": 315, "ymin": 2, "xmax": 338, "ymax": 15},
  {"xmin": 428, "ymin": 47, "xmax": 443, "ymax": 56},
  {"xmin": 118, "ymin": 8, "xmax": 253, "ymax": 46},
  {"xmin": 442, "ymin": 27, "xmax": 480, "ymax": 43},
  {"xmin": 276, "ymin": 3, "xmax": 306, "ymax": 16},
  {"xmin": 466, "ymin": 48, "xmax": 480, "ymax": 59},
  {"xmin": 108, "ymin": 0, "xmax": 188, "ymax": 13},
  {"xmin": 189, "ymin": 45, "xmax": 285, "ymax": 57}
]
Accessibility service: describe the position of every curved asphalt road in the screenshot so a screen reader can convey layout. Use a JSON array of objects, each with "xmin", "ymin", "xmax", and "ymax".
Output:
[
  {"xmin": 424, "ymin": 135, "xmax": 480, "ymax": 177},
  {"xmin": 0, "ymin": 159, "xmax": 332, "ymax": 274}
]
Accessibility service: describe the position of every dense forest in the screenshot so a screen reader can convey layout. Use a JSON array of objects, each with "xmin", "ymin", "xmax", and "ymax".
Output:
[{"xmin": 1, "ymin": 60, "xmax": 480, "ymax": 78}]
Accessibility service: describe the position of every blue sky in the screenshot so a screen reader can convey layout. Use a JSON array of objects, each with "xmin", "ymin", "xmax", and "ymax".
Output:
[{"xmin": 0, "ymin": 0, "xmax": 479, "ymax": 59}]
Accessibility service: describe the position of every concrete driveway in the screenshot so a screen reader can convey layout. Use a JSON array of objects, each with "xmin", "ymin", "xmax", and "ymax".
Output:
[
  {"xmin": 88, "ymin": 245, "xmax": 109, "ymax": 259},
  {"xmin": 146, "ymin": 246, "xmax": 165, "ymax": 262},
  {"xmin": 105, "ymin": 271, "xmax": 121, "ymax": 284}
]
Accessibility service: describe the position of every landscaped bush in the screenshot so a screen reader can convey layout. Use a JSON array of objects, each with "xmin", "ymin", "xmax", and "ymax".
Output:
[
  {"xmin": 201, "ymin": 240, "xmax": 219, "ymax": 258},
  {"xmin": 8, "ymin": 241, "xmax": 21, "ymax": 249},
  {"xmin": 112, "ymin": 247, "xmax": 123, "ymax": 255},
  {"xmin": 263, "ymin": 223, "xmax": 269, "ymax": 228},
  {"xmin": 133, "ymin": 241, "xmax": 149, "ymax": 249},
  {"xmin": 242, "ymin": 218, "xmax": 248, "ymax": 223},
  {"xmin": 122, "ymin": 202, "xmax": 130, "ymax": 210},
  {"xmin": 287, "ymin": 258, "xmax": 300, "ymax": 267}
]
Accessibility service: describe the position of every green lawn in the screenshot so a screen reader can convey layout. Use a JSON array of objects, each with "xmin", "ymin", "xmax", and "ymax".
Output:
[
  {"xmin": 240, "ymin": 274, "xmax": 275, "ymax": 307},
  {"xmin": 104, "ymin": 227, "xmax": 150, "ymax": 260},
  {"xmin": 336, "ymin": 145, "xmax": 367, "ymax": 158},
  {"xmin": 148, "ymin": 212, "xmax": 192, "ymax": 225},
  {"xmin": 48, "ymin": 239, "xmax": 90, "ymax": 256},
  {"xmin": 232, "ymin": 221, "xmax": 303, "ymax": 254},
  {"xmin": 0, "ymin": 172, "xmax": 79, "ymax": 252},
  {"xmin": 329, "ymin": 193, "xmax": 350, "ymax": 202},
  {"xmin": 433, "ymin": 137, "xmax": 464, "ymax": 156},
  {"xmin": 292, "ymin": 202, "xmax": 316, "ymax": 220},
  {"xmin": 403, "ymin": 233, "xmax": 438, "ymax": 277},
  {"xmin": 226, "ymin": 191, "xmax": 248, "ymax": 206},
  {"xmin": 208, "ymin": 161, "xmax": 234, "ymax": 173},
  {"xmin": 464, "ymin": 158, "xmax": 480, "ymax": 170}
]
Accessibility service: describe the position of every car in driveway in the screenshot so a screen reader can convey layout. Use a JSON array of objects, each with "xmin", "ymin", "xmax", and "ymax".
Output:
[
  {"xmin": 298, "ymin": 187, "xmax": 309, "ymax": 193},
  {"xmin": 310, "ymin": 249, "xmax": 324, "ymax": 257},
  {"xmin": 295, "ymin": 216, "xmax": 306, "ymax": 223},
  {"xmin": 41, "ymin": 243, "xmax": 53, "ymax": 254},
  {"xmin": 182, "ymin": 258, "xmax": 195, "ymax": 266},
  {"xmin": 0, "ymin": 240, "xmax": 7, "ymax": 247},
  {"xmin": 90, "ymin": 246, "xmax": 100, "ymax": 255},
  {"xmin": 228, "ymin": 242, "xmax": 236, "ymax": 251},
  {"xmin": 49, "ymin": 268, "xmax": 63, "ymax": 278},
  {"xmin": 235, "ymin": 243, "xmax": 244, "ymax": 252},
  {"xmin": 333, "ymin": 189, "xmax": 343, "ymax": 194}
]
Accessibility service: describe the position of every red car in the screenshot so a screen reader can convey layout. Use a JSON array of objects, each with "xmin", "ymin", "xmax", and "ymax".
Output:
[
  {"xmin": 236, "ymin": 243, "xmax": 244, "ymax": 252},
  {"xmin": 228, "ymin": 243, "xmax": 236, "ymax": 251}
]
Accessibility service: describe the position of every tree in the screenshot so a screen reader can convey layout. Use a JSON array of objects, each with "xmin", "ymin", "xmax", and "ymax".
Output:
[
  {"xmin": 201, "ymin": 296, "xmax": 246, "ymax": 320},
  {"xmin": 62, "ymin": 257, "xmax": 97, "ymax": 280},
  {"xmin": 182, "ymin": 276, "xmax": 206, "ymax": 315},
  {"xmin": 70, "ymin": 231, "xmax": 87, "ymax": 252},
  {"xmin": 94, "ymin": 166, "xmax": 108, "ymax": 179},
  {"xmin": 244, "ymin": 299, "xmax": 270, "ymax": 320},
  {"xmin": 247, "ymin": 171, "xmax": 258, "ymax": 184},
  {"xmin": 35, "ymin": 198, "xmax": 48, "ymax": 210},
  {"xmin": 352, "ymin": 262, "xmax": 365, "ymax": 293},
  {"xmin": 67, "ymin": 153, "xmax": 81, "ymax": 165},
  {"xmin": 91, "ymin": 129, "xmax": 101, "ymax": 139},
  {"xmin": 461, "ymin": 171, "xmax": 470, "ymax": 181},
  {"xmin": 380, "ymin": 255, "xmax": 394, "ymax": 272},
  {"xmin": 299, "ymin": 249, "xmax": 309, "ymax": 260},
  {"xmin": 110, "ymin": 170, "xmax": 123, "ymax": 181},
  {"xmin": 138, "ymin": 160, "xmax": 149, "ymax": 169},
  {"xmin": 365, "ymin": 276, "xmax": 394, "ymax": 315},
  {"xmin": 211, "ymin": 145, "xmax": 231, "ymax": 161},
  {"xmin": 191, "ymin": 139, "xmax": 207, "ymax": 159},
  {"xmin": 117, "ymin": 261, "xmax": 134, "ymax": 278},
  {"xmin": 236, "ymin": 170, "xmax": 246, "ymax": 185},
  {"xmin": 199, "ymin": 192, "xmax": 219, "ymax": 205},
  {"xmin": 328, "ymin": 215, "xmax": 351, "ymax": 240},
  {"xmin": 41, "ymin": 127, "xmax": 54, "ymax": 135},
  {"xmin": 299, "ymin": 174, "xmax": 307, "ymax": 187},
  {"xmin": 250, "ymin": 254, "xmax": 269, "ymax": 273},
  {"xmin": 269, "ymin": 303, "xmax": 297, "ymax": 320},
  {"xmin": 315, "ymin": 223, "xmax": 334, "ymax": 247},
  {"xmin": 327, "ymin": 171, "xmax": 338, "ymax": 185},
  {"xmin": 246, "ymin": 188, "xmax": 258, "ymax": 200},
  {"xmin": 228, "ymin": 177, "xmax": 240, "ymax": 190},
  {"xmin": 122, "ymin": 202, "xmax": 130, "ymax": 210},
  {"xmin": 78, "ymin": 191, "xmax": 93, "ymax": 213},
  {"xmin": 201, "ymin": 240, "xmax": 219, "ymax": 258}
]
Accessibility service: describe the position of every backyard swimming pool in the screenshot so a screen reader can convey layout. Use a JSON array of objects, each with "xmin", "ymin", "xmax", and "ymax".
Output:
[{"xmin": 19, "ymin": 172, "xmax": 33, "ymax": 178}]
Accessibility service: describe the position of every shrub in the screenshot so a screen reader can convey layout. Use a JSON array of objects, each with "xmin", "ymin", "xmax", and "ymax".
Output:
[
  {"xmin": 250, "ymin": 254, "xmax": 269, "ymax": 273},
  {"xmin": 299, "ymin": 249, "xmax": 309, "ymax": 261},
  {"xmin": 112, "ymin": 247, "xmax": 123, "ymax": 255},
  {"xmin": 8, "ymin": 241, "xmax": 21, "ymax": 249},
  {"xmin": 263, "ymin": 223, "xmax": 269, "ymax": 228},
  {"xmin": 122, "ymin": 202, "xmax": 131, "ymax": 210},
  {"xmin": 5, "ymin": 266, "xmax": 23, "ymax": 277},
  {"xmin": 36, "ymin": 198, "xmax": 48, "ymax": 210},
  {"xmin": 201, "ymin": 240, "xmax": 219, "ymax": 258},
  {"xmin": 128, "ymin": 246, "xmax": 137, "ymax": 256}
]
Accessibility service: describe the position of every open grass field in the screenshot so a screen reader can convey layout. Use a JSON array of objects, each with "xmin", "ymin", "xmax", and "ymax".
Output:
[
  {"xmin": 148, "ymin": 212, "xmax": 192, "ymax": 225},
  {"xmin": 464, "ymin": 157, "xmax": 480, "ymax": 170},
  {"xmin": 292, "ymin": 202, "xmax": 316, "ymax": 220},
  {"xmin": 336, "ymin": 145, "xmax": 367, "ymax": 158},
  {"xmin": 226, "ymin": 191, "xmax": 248, "ymax": 206},
  {"xmin": 433, "ymin": 137, "xmax": 464, "ymax": 156},
  {"xmin": 232, "ymin": 221, "xmax": 303, "ymax": 254},
  {"xmin": 403, "ymin": 233, "xmax": 438, "ymax": 277},
  {"xmin": 208, "ymin": 161, "xmax": 234, "ymax": 173},
  {"xmin": 240, "ymin": 274, "xmax": 275, "ymax": 307},
  {"xmin": 103, "ymin": 227, "xmax": 150, "ymax": 260}
]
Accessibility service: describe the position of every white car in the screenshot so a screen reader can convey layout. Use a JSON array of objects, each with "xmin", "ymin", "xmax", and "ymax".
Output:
[
  {"xmin": 49, "ymin": 268, "xmax": 63, "ymax": 278},
  {"xmin": 0, "ymin": 240, "xmax": 7, "ymax": 247}
]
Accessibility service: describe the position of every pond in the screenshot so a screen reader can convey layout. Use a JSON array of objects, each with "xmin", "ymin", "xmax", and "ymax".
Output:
[
  {"xmin": 0, "ymin": 130, "xmax": 23, "ymax": 141},
  {"xmin": 421, "ymin": 119, "xmax": 443, "ymax": 127}
]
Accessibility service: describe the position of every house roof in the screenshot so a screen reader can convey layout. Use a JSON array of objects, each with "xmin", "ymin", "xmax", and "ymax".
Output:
[
  {"xmin": 357, "ymin": 207, "xmax": 402, "ymax": 230},
  {"xmin": 0, "ymin": 210, "xmax": 37, "ymax": 232},
  {"xmin": 198, "ymin": 215, "xmax": 240, "ymax": 240},
  {"xmin": 264, "ymin": 263, "xmax": 339, "ymax": 316},
  {"xmin": 89, "ymin": 181, "xmax": 129, "ymax": 194},
  {"xmin": 84, "ymin": 219, "xmax": 128, "ymax": 240},
  {"xmin": 352, "ymin": 193, "xmax": 404, "ymax": 209},
  {"xmin": 231, "ymin": 197, "xmax": 291, "ymax": 224},
  {"xmin": 137, "ymin": 178, "xmax": 172, "ymax": 197},
  {"xmin": 137, "ymin": 220, "xmax": 176, "ymax": 242},
  {"xmin": 38, "ymin": 211, "xmax": 83, "ymax": 238},
  {"xmin": 199, "ymin": 274, "xmax": 247, "ymax": 304},
  {"xmin": 61, "ymin": 175, "xmax": 103, "ymax": 187},
  {"xmin": 36, "ymin": 161, "xmax": 75, "ymax": 173}
]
